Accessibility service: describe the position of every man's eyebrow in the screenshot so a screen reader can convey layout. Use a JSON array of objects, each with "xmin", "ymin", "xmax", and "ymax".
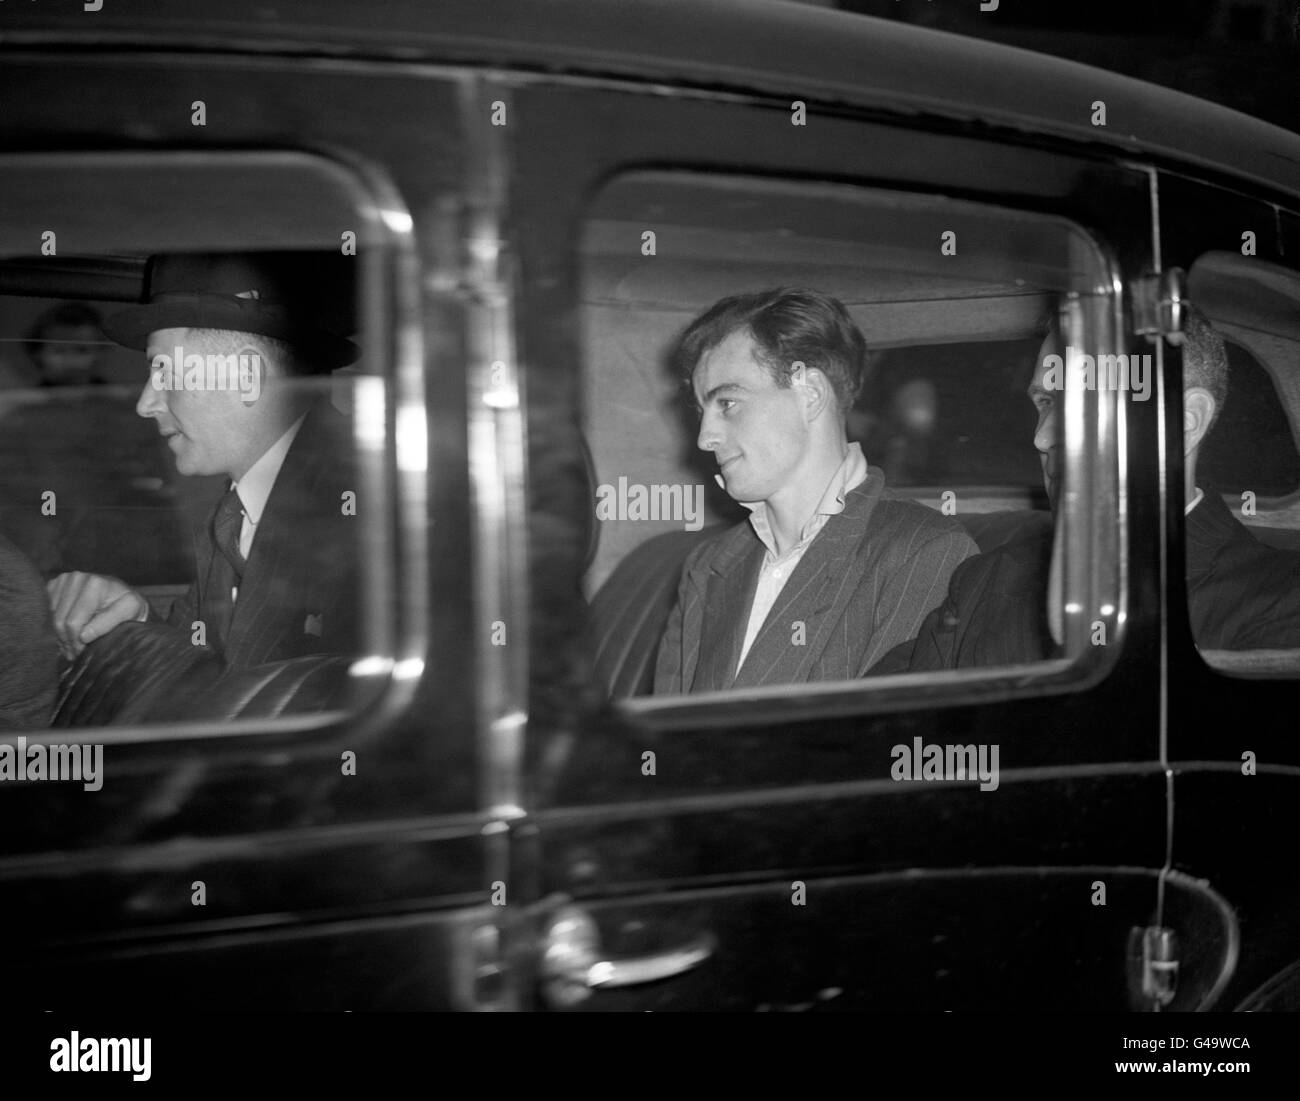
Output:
[{"xmin": 700, "ymin": 382, "xmax": 746, "ymax": 403}]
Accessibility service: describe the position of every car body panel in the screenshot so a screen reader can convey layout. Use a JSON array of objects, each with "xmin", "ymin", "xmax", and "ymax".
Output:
[{"xmin": 0, "ymin": 2, "xmax": 1292, "ymax": 1010}]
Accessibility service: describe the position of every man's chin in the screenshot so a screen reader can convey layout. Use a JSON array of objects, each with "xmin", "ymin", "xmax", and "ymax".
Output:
[
  {"xmin": 720, "ymin": 479, "xmax": 759, "ymax": 504},
  {"xmin": 171, "ymin": 452, "xmax": 209, "ymax": 478}
]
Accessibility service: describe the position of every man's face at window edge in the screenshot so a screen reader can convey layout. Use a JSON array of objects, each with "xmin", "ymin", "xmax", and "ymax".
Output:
[{"xmin": 1029, "ymin": 328, "xmax": 1063, "ymax": 512}]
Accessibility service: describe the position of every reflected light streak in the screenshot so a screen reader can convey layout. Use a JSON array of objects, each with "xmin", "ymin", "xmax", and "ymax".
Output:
[
  {"xmin": 396, "ymin": 405, "xmax": 428, "ymax": 473},
  {"xmin": 393, "ymin": 658, "xmax": 425, "ymax": 681},
  {"xmin": 353, "ymin": 375, "xmax": 386, "ymax": 451},
  {"xmin": 348, "ymin": 655, "xmax": 393, "ymax": 678},
  {"xmin": 379, "ymin": 207, "xmax": 413, "ymax": 234}
]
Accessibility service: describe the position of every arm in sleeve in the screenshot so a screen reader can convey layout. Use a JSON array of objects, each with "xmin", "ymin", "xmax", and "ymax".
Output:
[{"xmin": 859, "ymin": 528, "xmax": 978, "ymax": 674}]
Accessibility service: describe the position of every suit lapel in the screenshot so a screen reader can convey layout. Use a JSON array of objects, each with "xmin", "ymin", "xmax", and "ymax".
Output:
[
  {"xmin": 732, "ymin": 475, "xmax": 884, "ymax": 689},
  {"xmin": 225, "ymin": 405, "xmax": 332, "ymax": 666},
  {"xmin": 692, "ymin": 531, "xmax": 764, "ymax": 693}
]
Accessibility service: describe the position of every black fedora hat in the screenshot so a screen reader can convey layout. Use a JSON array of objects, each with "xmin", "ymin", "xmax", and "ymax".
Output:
[{"xmin": 104, "ymin": 251, "xmax": 359, "ymax": 370}]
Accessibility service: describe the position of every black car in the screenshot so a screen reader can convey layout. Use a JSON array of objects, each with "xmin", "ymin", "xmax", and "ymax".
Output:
[{"xmin": 1, "ymin": 0, "xmax": 1299, "ymax": 1014}]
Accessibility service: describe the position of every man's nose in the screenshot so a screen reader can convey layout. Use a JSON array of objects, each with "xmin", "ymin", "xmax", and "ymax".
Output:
[
  {"xmin": 697, "ymin": 411, "xmax": 722, "ymax": 452},
  {"xmin": 1034, "ymin": 406, "xmax": 1059, "ymax": 456},
  {"xmin": 136, "ymin": 374, "xmax": 165, "ymax": 418}
]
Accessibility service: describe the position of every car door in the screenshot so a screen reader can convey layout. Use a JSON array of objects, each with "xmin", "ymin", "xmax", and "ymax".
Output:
[
  {"xmin": 0, "ymin": 50, "xmax": 508, "ymax": 1010},
  {"xmin": 499, "ymin": 75, "xmax": 1214, "ymax": 1010},
  {"xmin": 1158, "ymin": 170, "xmax": 1300, "ymax": 1011}
]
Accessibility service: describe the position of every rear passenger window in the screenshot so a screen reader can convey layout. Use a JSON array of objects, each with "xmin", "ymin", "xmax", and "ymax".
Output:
[
  {"xmin": 1197, "ymin": 341, "xmax": 1300, "ymax": 497},
  {"xmin": 0, "ymin": 153, "xmax": 417, "ymax": 732},
  {"xmin": 581, "ymin": 172, "xmax": 1122, "ymax": 715},
  {"xmin": 1185, "ymin": 250, "xmax": 1300, "ymax": 674}
]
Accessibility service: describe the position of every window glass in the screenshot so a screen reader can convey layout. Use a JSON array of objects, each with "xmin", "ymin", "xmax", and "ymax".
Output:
[
  {"xmin": 0, "ymin": 155, "xmax": 403, "ymax": 731},
  {"xmin": 1184, "ymin": 249, "xmax": 1300, "ymax": 674},
  {"xmin": 581, "ymin": 172, "xmax": 1119, "ymax": 708},
  {"xmin": 1197, "ymin": 341, "xmax": 1300, "ymax": 497}
]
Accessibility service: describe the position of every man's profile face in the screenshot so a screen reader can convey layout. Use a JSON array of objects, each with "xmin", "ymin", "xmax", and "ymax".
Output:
[
  {"xmin": 693, "ymin": 328, "xmax": 810, "ymax": 504},
  {"xmin": 1029, "ymin": 327, "xmax": 1063, "ymax": 511},
  {"xmin": 136, "ymin": 327, "xmax": 269, "ymax": 479}
]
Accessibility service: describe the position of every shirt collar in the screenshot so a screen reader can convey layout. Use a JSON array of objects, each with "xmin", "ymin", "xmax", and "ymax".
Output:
[
  {"xmin": 232, "ymin": 413, "xmax": 307, "ymax": 526},
  {"xmin": 720, "ymin": 442, "xmax": 869, "ymax": 558},
  {"xmin": 1185, "ymin": 486, "xmax": 1204, "ymax": 516}
]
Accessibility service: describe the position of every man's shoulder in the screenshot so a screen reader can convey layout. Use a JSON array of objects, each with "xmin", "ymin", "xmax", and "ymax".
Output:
[
  {"xmin": 854, "ymin": 487, "xmax": 977, "ymax": 565},
  {"xmin": 948, "ymin": 523, "xmax": 1052, "ymax": 601},
  {"xmin": 872, "ymin": 490, "xmax": 970, "ymax": 540},
  {"xmin": 275, "ymin": 399, "xmax": 356, "ymax": 488},
  {"xmin": 288, "ymin": 398, "xmax": 353, "ymax": 454},
  {"xmin": 839, "ymin": 469, "xmax": 967, "ymax": 542},
  {"xmin": 1190, "ymin": 492, "xmax": 1300, "ymax": 591}
]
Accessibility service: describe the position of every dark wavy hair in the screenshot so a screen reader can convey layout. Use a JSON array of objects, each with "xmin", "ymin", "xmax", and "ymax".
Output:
[{"xmin": 672, "ymin": 287, "xmax": 868, "ymax": 412}]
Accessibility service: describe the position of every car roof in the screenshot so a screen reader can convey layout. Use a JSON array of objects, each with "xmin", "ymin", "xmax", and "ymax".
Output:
[{"xmin": 6, "ymin": 0, "xmax": 1300, "ymax": 201}]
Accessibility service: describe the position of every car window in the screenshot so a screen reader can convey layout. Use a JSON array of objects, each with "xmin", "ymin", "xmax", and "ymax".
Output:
[
  {"xmin": 1197, "ymin": 341, "xmax": 1300, "ymax": 497},
  {"xmin": 1185, "ymin": 249, "xmax": 1300, "ymax": 672},
  {"xmin": 580, "ymin": 171, "xmax": 1122, "ymax": 715},
  {"xmin": 0, "ymin": 153, "xmax": 415, "ymax": 734}
]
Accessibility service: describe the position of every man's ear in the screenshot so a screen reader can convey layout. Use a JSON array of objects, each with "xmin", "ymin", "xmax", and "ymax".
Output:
[
  {"xmin": 1183, "ymin": 386, "xmax": 1217, "ymax": 457},
  {"xmin": 792, "ymin": 361, "xmax": 834, "ymax": 421}
]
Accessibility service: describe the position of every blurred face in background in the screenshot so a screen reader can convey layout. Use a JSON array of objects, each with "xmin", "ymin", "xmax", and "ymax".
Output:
[{"xmin": 34, "ymin": 323, "xmax": 103, "ymax": 386}]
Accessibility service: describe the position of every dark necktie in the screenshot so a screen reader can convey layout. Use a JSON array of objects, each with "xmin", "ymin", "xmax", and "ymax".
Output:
[
  {"xmin": 206, "ymin": 485, "xmax": 245, "ymax": 650},
  {"xmin": 212, "ymin": 485, "xmax": 246, "ymax": 580}
]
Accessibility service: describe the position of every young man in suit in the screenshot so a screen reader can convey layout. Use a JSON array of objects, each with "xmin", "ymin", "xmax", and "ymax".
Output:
[
  {"xmin": 652, "ymin": 288, "xmax": 977, "ymax": 694},
  {"xmin": 45, "ymin": 251, "xmax": 362, "ymax": 670},
  {"xmin": 869, "ymin": 304, "xmax": 1300, "ymax": 674}
]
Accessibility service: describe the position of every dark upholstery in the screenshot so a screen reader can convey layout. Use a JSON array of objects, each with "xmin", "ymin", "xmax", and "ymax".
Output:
[
  {"xmin": 589, "ymin": 529, "xmax": 713, "ymax": 699},
  {"xmin": 53, "ymin": 620, "xmax": 351, "ymax": 727},
  {"xmin": 958, "ymin": 509, "xmax": 1053, "ymax": 554},
  {"xmin": 588, "ymin": 509, "xmax": 1052, "ymax": 698},
  {"xmin": 1250, "ymin": 525, "xmax": 1300, "ymax": 552}
]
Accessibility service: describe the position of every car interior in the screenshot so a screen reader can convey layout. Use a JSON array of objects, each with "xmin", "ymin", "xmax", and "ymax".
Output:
[
  {"xmin": 6, "ymin": 197, "xmax": 1300, "ymax": 727},
  {"xmin": 579, "ymin": 176, "xmax": 1300, "ymax": 695},
  {"xmin": 578, "ymin": 172, "xmax": 1094, "ymax": 697},
  {"xmin": 1190, "ymin": 251, "xmax": 1300, "ymax": 674},
  {"xmin": 0, "ymin": 253, "xmax": 373, "ymax": 726}
]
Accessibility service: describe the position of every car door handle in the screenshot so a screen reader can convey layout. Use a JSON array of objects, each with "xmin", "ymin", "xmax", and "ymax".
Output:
[{"xmin": 540, "ymin": 904, "xmax": 715, "ymax": 1007}]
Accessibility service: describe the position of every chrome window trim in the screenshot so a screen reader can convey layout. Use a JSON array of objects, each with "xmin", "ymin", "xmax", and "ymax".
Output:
[
  {"xmin": 461, "ymin": 79, "xmax": 529, "ymax": 822},
  {"xmin": 0, "ymin": 149, "xmax": 427, "ymax": 747},
  {"xmin": 588, "ymin": 174, "xmax": 1130, "ymax": 731}
]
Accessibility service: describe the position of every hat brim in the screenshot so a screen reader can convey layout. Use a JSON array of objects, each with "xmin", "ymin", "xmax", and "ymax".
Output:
[{"xmin": 104, "ymin": 296, "xmax": 359, "ymax": 370}]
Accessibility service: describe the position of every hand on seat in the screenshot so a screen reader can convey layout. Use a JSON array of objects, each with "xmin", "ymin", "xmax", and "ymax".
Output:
[{"xmin": 46, "ymin": 571, "xmax": 149, "ymax": 660}]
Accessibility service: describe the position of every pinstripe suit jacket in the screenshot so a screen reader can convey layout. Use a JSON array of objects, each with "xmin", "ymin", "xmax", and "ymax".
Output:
[
  {"xmin": 653, "ymin": 469, "xmax": 977, "ymax": 694},
  {"xmin": 865, "ymin": 515, "xmax": 1055, "ymax": 675},
  {"xmin": 166, "ymin": 401, "xmax": 361, "ymax": 670}
]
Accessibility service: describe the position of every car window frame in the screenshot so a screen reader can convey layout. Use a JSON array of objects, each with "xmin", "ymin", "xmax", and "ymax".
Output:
[
  {"xmin": 575, "ymin": 168, "xmax": 1130, "ymax": 732},
  {"xmin": 0, "ymin": 149, "xmax": 428, "ymax": 751}
]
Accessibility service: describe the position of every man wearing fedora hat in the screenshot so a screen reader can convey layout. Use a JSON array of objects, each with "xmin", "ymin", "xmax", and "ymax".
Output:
[{"xmin": 46, "ymin": 251, "xmax": 363, "ymax": 671}]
